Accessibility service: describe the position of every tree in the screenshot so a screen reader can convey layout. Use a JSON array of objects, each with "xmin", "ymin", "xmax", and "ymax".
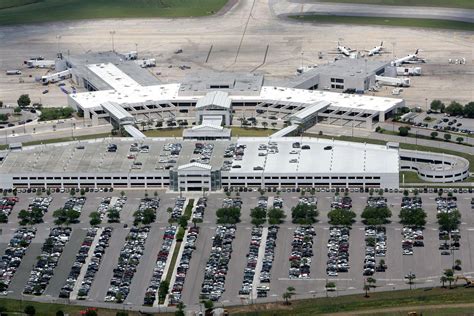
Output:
[
  {"xmin": 262, "ymin": 121, "xmax": 268, "ymax": 129},
  {"xmin": 120, "ymin": 191, "xmax": 126, "ymax": 197},
  {"xmin": 445, "ymin": 101, "xmax": 464, "ymax": 116},
  {"xmin": 216, "ymin": 207, "xmax": 241, "ymax": 224},
  {"xmin": 268, "ymin": 207, "xmax": 286, "ymax": 225},
  {"xmin": 444, "ymin": 269, "xmax": 455, "ymax": 288},
  {"xmin": 203, "ymin": 300, "xmax": 214, "ymax": 313},
  {"xmin": 456, "ymin": 136, "xmax": 464, "ymax": 144},
  {"xmin": 84, "ymin": 309, "xmax": 98, "ymax": 316},
  {"xmin": 464, "ymin": 102, "xmax": 474, "ymax": 118},
  {"xmin": 437, "ymin": 210, "xmax": 461, "ymax": 232},
  {"xmin": 454, "ymin": 259, "xmax": 462, "ymax": 271},
  {"xmin": 328, "ymin": 208, "xmax": 356, "ymax": 226},
  {"xmin": 107, "ymin": 208, "xmax": 120, "ymax": 223},
  {"xmin": 430, "ymin": 99, "xmax": 445, "ymax": 112},
  {"xmin": 325, "ymin": 281, "xmax": 336, "ymax": 292},
  {"xmin": 398, "ymin": 126, "xmax": 409, "ymax": 137},
  {"xmin": 17, "ymin": 94, "xmax": 31, "ymax": 108},
  {"xmin": 250, "ymin": 207, "xmax": 267, "ymax": 226},
  {"xmin": 399, "ymin": 208, "xmax": 427, "ymax": 228},
  {"xmin": 56, "ymin": 311, "xmax": 65, "ymax": 316},
  {"xmin": 440, "ymin": 275, "xmax": 448, "ymax": 288},
  {"xmin": 24, "ymin": 305, "xmax": 36, "ymax": 315},
  {"xmin": 283, "ymin": 286, "xmax": 295, "ymax": 305},
  {"xmin": 70, "ymin": 188, "xmax": 76, "ymax": 196},
  {"xmin": 271, "ymin": 122, "xmax": 277, "ymax": 129},
  {"xmin": 443, "ymin": 133, "xmax": 451, "ymax": 142},
  {"xmin": 14, "ymin": 106, "xmax": 21, "ymax": 114},
  {"xmin": 363, "ymin": 283, "xmax": 371, "ymax": 298},
  {"xmin": 116, "ymin": 312, "xmax": 128, "ymax": 316},
  {"xmin": 430, "ymin": 131, "xmax": 438, "ymax": 139},
  {"xmin": 80, "ymin": 188, "xmax": 86, "ymax": 196},
  {"xmin": 361, "ymin": 206, "xmax": 392, "ymax": 226},
  {"xmin": 175, "ymin": 302, "xmax": 185, "ymax": 316},
  {"xmin": 367, "ymin": 277, "xmax": 376, "ymax": 288},
  {"xmin": 292, "ymin": 203, "xmax": 319, "ymax": 225},
  {"xmin": 89, "ymin": 211, "xmax": 101, "ymax": 226}
]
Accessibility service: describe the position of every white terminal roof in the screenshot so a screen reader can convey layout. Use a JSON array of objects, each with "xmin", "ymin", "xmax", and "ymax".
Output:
[
  {"xmin": 70, "ymin": 63, "xmax": 402, "ymax": 113},
  {"xmin": 229, "ymin": 137, "xmax": 399, "ymax": 175},
  {"xmin": 196, "ymin": 91, "xmax": 231, "ymax": 109}
]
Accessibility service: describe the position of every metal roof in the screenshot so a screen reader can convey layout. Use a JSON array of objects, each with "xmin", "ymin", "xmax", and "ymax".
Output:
[
  {"xmin": 196, "ymin": 91, "xmax": 231, "ymax": 109},
  {"xmin": 290, "ymin": 100, "xmax": 331, "ymax": 121},
  {"xmin": 123, "ymin": 125, "xmax": 146, "ymax": 139},
  {"xmin": 102, "ymin": 101, "xmax": 134, "ymax": 121}
]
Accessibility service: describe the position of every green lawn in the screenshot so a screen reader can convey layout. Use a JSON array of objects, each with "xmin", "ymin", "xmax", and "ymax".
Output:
[
  {"xmin": 0, "ymin": 0, "xmax": 228, "ymax": 25},
  {"xmin": 143, "ymin": 127, "xmax": 277, "ymax": 138},
  {"xmin": 0, "ymin": 297, "xmax": 173, "ymax": 316},
  {"xmin": 307, "ymin": 0, "xmax": 474, "ymax": 9},
  {"xmin": 400, "ymin": 171, "xmax": 426, "ymax": 183},
  {"xmin": 229, "ymin": 287, "xmax": 474, "ymax": 315},
  {"xmin": 290, "ymin": 15, "xmax": 474, "ymax": 31}
]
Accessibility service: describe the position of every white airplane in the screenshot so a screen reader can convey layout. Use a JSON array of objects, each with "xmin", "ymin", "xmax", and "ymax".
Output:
[
  {"xmin": 366, "ymin": 41, "xmax": 384, "ymax": 56},
  {"xmin": 337, "ymin": 41, "xmax": 356, "ymax": 57},
  {"xmin": 391, "ymin": 49, "xmax": 426, "ymax": 66}
]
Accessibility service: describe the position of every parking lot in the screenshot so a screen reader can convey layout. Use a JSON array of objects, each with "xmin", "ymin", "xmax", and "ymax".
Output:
[{"xmin": 0, "ymin": 189, "xmax": 473, "ymax": 312}]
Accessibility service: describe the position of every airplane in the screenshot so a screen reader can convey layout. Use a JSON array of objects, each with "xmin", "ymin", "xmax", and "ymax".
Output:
[
  {"xmin": 336, "ymin": 41, "xmax": 356, "ymax": 57},
  {"xmin": 366, "ymin": 41, "xmax": 384, "ymax": 56},
  {"xmin": 391, "ymin": 49, "xmax": 426, "ymax": 66}
]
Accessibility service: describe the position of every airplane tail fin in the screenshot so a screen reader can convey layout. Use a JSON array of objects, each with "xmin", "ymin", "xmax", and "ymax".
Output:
[
  {"xmin": 415, "ymin": 49, "xmax": 419, "ymax": 55},
  {"xmin": 381, "ymin": 41, "xmax": 383, "ymax": 47}
]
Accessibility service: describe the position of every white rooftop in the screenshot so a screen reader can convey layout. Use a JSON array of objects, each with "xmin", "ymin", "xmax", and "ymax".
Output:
[
  {"xmin": 70, "ymin": 63, "xmax": 403, "ymax": 114},
  {"xmin": 229, "ymin": 137, "xmax": 399, "ymax": 175}
]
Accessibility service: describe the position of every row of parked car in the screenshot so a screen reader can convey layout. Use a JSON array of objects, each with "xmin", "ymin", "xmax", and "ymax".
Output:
[
  {"xmin": 201, "ymin": 225, "xmax": 236, "ymax": 301},
  {"xmin": 0, "ymin": 227, "xmax": 36, "ymax": 293},
  {"xmin": 190, "ymin": 143, "xmax": 214, "ymax": 164},
  {"xmin": 192, "ymin": 197, "xmax": 207, "ymax": 222},
  {"xmin": 63, "ymin": 197, "xmax": 87, "ymax": 213},
  {"xmin": 436, "ymin": 196, "xmax": 457, "ymax": 213},
  {"xmin": 170, "ymin": 197, "xmax": 186, "ymax": 221},
  {"xmin": 169, "ymin": 226, "xmax": 200, "ymax": 305},
  {"xmin": 97, "ymin": 197, "xmax": 127, "ymax": 221},
  {"xmin": 401, "ymin": 196, "xmax": 422, "ymax": 210},
  {"xmin": 135, "ymin": 197, "xmax": 160, "ymax": 222},
  {"xmin": 77, "ymin": 227, "xmax": 113, "ymax": 300},
  {"xmin": 439, "ymin": 229, "xmax": 461, "ymax": 256},
  {"xmin": 326, "ymin": 227, "xmax": 350, "ymax": 277},
  {"xmin": 222, "ymin": 197, "xmax": 242, "ymax": 209},
  {"xmin": 144, "ymin": 225, "xmax": 177, "ymax": 305},
  {"xmin": 258, "ymin": 225, "xmax": 279, "ymax": 297},
  {"xmin": 0, "ymin": 197, "xmax": 18, "ymax": 221},
  {"xmin": 24, "ymin": 227, "xmax": 72, "ymax": 295},
  {"xmin": 289, "ymin": 226, "xmax": 315, "ymax": 279},
  {"xmin": 105, "ymin": 226, "xmax": 150, "ymax": 303},
  {"xmin": 298, "ymin": 196, "xmax": 317, "ymax": 207},
  {"xmin": 367, "ymin": 197, "xmax": 388, "ymax": 208},
  {"xmin": 331, "ymin": 196, "xmax": 352, "ymax": 210},
  {"xmin": 222, "ymin": 143, "xmax": 246, "ymax": 171},
  {"xmin": 402, "ymin": 227, "xmax": 424, "ymax": 255},
  {"xmin": 60, "ymin": 228, "xmax": 98, "ymax": 298},
  {"xmin": 363, "ymin": 227, "xmax": 386, "ymax": 276},
  {"xmin": 239, "ymin": 226, "xmax": 263, "ymax": 296}
]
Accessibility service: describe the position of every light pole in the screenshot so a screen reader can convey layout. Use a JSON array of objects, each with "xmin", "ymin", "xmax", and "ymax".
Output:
[
  {"xmin": 56, "ymin": 35, "xmax": 62, "ymax": 53},
  {"xmin": 110, "ymin": 31, "xmax": 116, "ymax": 52}
]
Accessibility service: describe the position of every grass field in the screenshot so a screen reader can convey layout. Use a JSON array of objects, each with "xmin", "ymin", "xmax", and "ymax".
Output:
[
  {"xmin": 0, "ymin": 0, "xmax": 228, "ymax": 25},
  {"xmin": 308, "ymin": 0, "xmax": 474, "ymax": 9},
  {"xmin": 400, "ymin": 171, "xmax": 426, "ymax": 183},
  {"xmin": 0, "ymin": 297, "xmax": 173, "ymax": 316},
  {"xmin": 143, "ymin": 127, "xmax": 276, "ymax": 138},
  {"xmin": 229, "ymin": 287, "xmax": 474, "ymax": 315},
  {"xmin": 290, "ymin": 15, "xmax": 474, "ymax": 31}
]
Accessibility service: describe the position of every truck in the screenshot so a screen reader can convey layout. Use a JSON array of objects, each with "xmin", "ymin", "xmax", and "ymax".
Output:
[
  {"xmin": 6, "ymin": 70, "xmax": 21, "ymax": 75},
  {"xmin": 375, "ymin": 75, "xmax": 410, "ymax": 87},
  {"xmin": 123, "ymin": 51, "xmax": 138, "ymax": 60},
  {"xmin": 135, "ymin": 58, "xmax": 156, "ymax": 68},
  {"xmin": 25, "ymin": 59, "xmax": 55, "ymax": 69},
  {"xmin": 41, "ymin": 69, "xmax": 71, "ymax": 85},
  {"xmin": 396, "ymin": 67, "xmax": 421, "ymax": 76}
]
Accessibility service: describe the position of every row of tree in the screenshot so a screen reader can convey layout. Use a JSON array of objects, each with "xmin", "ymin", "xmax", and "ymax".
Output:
[
  {"xmin": 250, "ymin": 206, "xmax": 286, "ymax": 226},
  {"xmin": 431, "ymin": 99, "xmax": 474, "ymax": 118}
]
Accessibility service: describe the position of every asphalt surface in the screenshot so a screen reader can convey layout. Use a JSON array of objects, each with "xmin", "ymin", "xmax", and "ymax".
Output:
[
  {"xmin": 0, "ymin": 190, "xmax": 474, "ymax": 314},
  {"xmin": 276, "ymin": 0, "xmax": 474, "ymax": 23}
]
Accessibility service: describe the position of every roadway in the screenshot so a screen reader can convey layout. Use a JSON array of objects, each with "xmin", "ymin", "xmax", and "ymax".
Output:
[{"xmin": 273, "ymin": 0, "xmax": 474, "ymax": 23}]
